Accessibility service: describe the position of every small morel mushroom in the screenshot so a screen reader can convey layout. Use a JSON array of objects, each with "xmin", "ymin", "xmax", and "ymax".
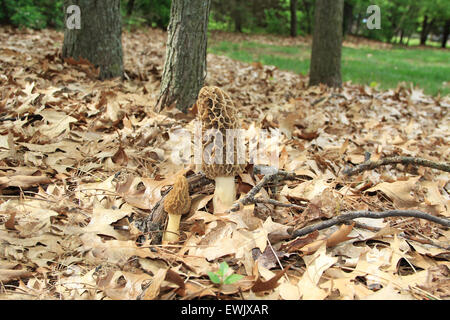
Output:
[
  {"xmin": 163, "ymin": 174, "xmax": 191, "ymax": 243},
  {"xmin": 197, "ymin": 86, "xmax": 245, "ymax": 213}
]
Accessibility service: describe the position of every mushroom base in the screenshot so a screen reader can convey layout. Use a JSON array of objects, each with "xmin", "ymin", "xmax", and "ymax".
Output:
[
  {"xmin": 213, "ymin": 176, "xmax": 236, "ymax": 213},
  {"xmin": 163, "ymin": 213, "xmax": 182, "ymax": 243}
]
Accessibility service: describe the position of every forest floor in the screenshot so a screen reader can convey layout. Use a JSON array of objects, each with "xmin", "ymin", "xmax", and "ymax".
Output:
[{"xmin": 0, "ymin": 26, "xmax": 449, "ymax": 300}]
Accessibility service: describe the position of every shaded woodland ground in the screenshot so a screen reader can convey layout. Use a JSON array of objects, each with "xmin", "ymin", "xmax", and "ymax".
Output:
[{"xmin": 0, "ymin": 27, "xmax": 449, "ymax": 300}]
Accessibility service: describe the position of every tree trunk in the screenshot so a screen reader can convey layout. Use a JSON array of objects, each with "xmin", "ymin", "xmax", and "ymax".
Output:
[
  {"xmin": 156, "ymin": 0, "xmax": 211, "ymax": 113},
  {"xmin": 399, "ymin": 29, "xmax": 405, "ymax": 44},
  {"xmin": 343, "ymin": 1, "xmax": 353, "ymax": 36},
  {"xmin": 420, "ymin": 15, "xmax": 434, "ymax": 46},
  {"xmin": 290, "ymin": 0, "xmax": 297, "ymax": 37},
  {"xmin": 232, "ymin": 1, "xmax": 243, "ymax": 33},
  {"xmin": 62, "ymin": 0, "xmax": 123, "ymax": 80},
  {"xmin": 309, "ymin": 0, "xmax": 344, "ymax": 88},
  {"xmin": 126, "ymin": 0, "xmax": 135, "ymax": 16},
  {"xmin": 442, "ymin": 19, "xmax": 449, "ymax": 49},
  {"xmin": 301, "ymin": 0, "xmax": 312, "ymax": 34},
  {"xmin": 354, "ymin": 13, "xmax": 361, "ymax": 35}
]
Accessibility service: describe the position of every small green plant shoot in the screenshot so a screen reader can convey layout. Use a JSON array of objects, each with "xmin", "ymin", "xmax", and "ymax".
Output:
[{"xmin": 207, "ymin": 261, "xmax": 243, "ymax": 285}]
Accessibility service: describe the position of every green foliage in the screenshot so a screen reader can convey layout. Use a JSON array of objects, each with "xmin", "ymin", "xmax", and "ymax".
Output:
[
  {"xmin": 0, "ymin": 0, "xmax": 171, "ymax": 30},
  {"xmin": 0, "ymin": 0, "xmax": 63, "ymax": 29},
  {"xmin": 264, "ymin": 7, "xmax": 290, "ymax": 35},
  {"xmin": 1, "ymin": 0, "xmax": 448, "ymax": 46},
  {"xmin": 207, "ymin": 262, "xmax": 243, "ymax": 285},
  {"xmin": 122, "ymin": 0, "xmax": 171, "ymax": 30}
]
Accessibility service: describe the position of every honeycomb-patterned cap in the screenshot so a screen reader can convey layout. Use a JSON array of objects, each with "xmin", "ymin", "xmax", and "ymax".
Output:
[
  {"xmin": 197, "ymin": 86, "xmax": 245, "ymax": 179},
  {"xmin": 163, "ymin": 175, "xmax": 191, "ymax": 216}
]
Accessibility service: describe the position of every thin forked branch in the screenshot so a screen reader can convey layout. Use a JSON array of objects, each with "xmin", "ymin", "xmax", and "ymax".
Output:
[
  {"xmin": 291, "ymin": 210, "xmax": 450, "ymax": 238},
  {"xmin": 343, "ymin": 156, "xmax": 450, "ymax": 176},
  {"xmin": 228, "ymin": 166, "xmax": 299, "ymax": 212}
]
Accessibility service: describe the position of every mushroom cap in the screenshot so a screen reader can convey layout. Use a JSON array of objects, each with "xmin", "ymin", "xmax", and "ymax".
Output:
[
  {"xmin": 197, "ymin": 86, "xmax": 245, "ymax": 179},
  {"xmin": 163, "ymin": 175, "xmax": 191, "ymax": 216}
]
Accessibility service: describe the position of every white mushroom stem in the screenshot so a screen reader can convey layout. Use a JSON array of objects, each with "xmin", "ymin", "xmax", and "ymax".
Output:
[
  {"xmin": 213, "ymin": 176, "xmax": 236, "ymax": 213},
  {"xmin": 163, "ymin": 213, "xmax": 182, "ymax": 243}
]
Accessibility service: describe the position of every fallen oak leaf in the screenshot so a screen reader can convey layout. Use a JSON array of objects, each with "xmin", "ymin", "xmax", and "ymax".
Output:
[
  {"xmin": 251, "ymin": 264, "xmax": 291, "ymax": 293},
  {"xmin": 0, "ymin": 269, "xmax": 33, "ymax": 282},
  {"xmin": 165, "ymin": 268, "xmax": 186, "ymax": 296},
  {"xmin": 141, "ymin": 268, "xmax": 168, "ymax": 300},
  {"xmin": 0, "ymin": 175, "xmax": 51, "ymax": 190},
  {"xmin": 325, "ymin": 223, "xmax": 355, "ymax": 247},
  {"xmin": 111, "ymin": 146, "xmax": 128, "ymax": 166},
  {"xmin": 5, "ymin": 210, "xmax": 17, "ymax": 230},
  {"xmin": 299, "ymin": 224, "xmax": 355, "ymax": 255},
  {"xmin": 281, "ymin": 230, "xmax": 319, "ymax": 253}
]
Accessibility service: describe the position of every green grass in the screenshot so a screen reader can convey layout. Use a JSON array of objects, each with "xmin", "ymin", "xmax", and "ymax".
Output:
[{"xmin": 208, "ymin": 40, "xmax": 450, "ymax": 96}]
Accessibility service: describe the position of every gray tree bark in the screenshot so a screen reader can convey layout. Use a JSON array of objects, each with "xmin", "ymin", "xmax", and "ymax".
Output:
[
  {"xmin": 156, "ymin": 0, "xmax": 211, "ymax": 113},
  {"xmin": 309, "ymin": 0, "xmax": 344, "ymax": 88},
  {"xmin": 62, "ymin": 0, "xmax": 123, "ymax": 80},
  {"xmin": 290, "ymin": 0, "xmax": 297, "ymax": 37}
]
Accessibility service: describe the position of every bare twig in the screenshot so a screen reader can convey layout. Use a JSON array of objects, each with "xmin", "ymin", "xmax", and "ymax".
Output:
[
  {"xmin": 228, "ymin": 166, "xmax": 299, "ymax": 212},
  {"xmin": 251, "ymin": 197, "xmax": 306, "ymax": 210},
  {"xmin": 291, "ymin": 210, "xmax": 450, "ymax": 238},
  {"xmin": 343, "ymin": 156, "xmax": 450, "ymax": 176}
]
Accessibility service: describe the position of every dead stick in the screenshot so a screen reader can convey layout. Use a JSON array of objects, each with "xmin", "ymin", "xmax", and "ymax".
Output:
[
  {"xmin": 228, "ymin": 167, "xmax": 298, "ymax": 212},
  {"xmin": 291, "ymin": 210, "xmax": 450, "ymax": 238},
  {"xmin": 343, "ymin": 156, "xmax": 450, "ymax": 176},
  {"xmin": 252, "ymin": 197, "xmax": 306, "ymax": 210}
]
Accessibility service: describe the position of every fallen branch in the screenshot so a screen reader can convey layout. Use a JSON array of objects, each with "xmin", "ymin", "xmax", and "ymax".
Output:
[
  {"xmin": 252, "ymin": 197, "xmax": 306, "ymax": 210},
  {"xmin": 228, "ymin": 166, "xmax": 299, "ymax": 212},
  {"xmin": 291, "ymin": 210, "xmax": 450, "ymax": 238},
  {"xmin": 343, "ymin": 156, "xmax": 450, "ymax": 176}
]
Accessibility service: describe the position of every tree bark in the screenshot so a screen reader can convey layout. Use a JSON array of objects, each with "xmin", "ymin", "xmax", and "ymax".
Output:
[
  {"xmin": 420, "ymin": 15, "xmax": 434, "ymax": 46},
  {"xmin": 126, "ymin": 0, "xmax": 135, "ymax": 16},
  {"xmin": 301, "ymin": 0, "xmax": 312, "ymax": 34},
  {"xmin": 156, "ymin": 0, "xmax": 211, "ymax": 113},
  {"xmin": 231, "ymin": 0, "xmax": 243, "ymax": 33},
  {"xmin": 309, "ymin": 0, "xmax": 344, "ymax": 88},
  {"xmin": 290, "ymin": 0, "xmax": 297, "ymax": 37},
  {"xmin": 62, "ymin": 0, "xmax": 123, "ymax": 80},
  {"xmin": 442, "ymin": 19, "xmax": 449, "ymax": 49},
  {"xmin": 399, "ymin": 29, "xmax": 405, "ymax": 44},
  {"xmin": 343, "ymin": 1, "xmax": 353, "ymax": 36}
]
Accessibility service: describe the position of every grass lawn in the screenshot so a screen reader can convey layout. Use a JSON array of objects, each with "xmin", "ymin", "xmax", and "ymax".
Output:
[{"xmin": 208, "ymin": 40, "xmax": 450, "ymax": 96}]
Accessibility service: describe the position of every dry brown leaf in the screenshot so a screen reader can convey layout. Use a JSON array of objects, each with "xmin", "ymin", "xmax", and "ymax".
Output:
[
  {"xmin": 251, "ymin": 263, "xmax": 290, "ymax": 293},
  {"xmin": 142, "ymin": 268, "xmax": 168, "ymax": 300},
  {"xmin": 0, "ymin": 269, "xmax": 33, "ymax": 282},
  {"xmin": 0, "ymin": 175, "xmax": 51, "ymax": 189},
  {"xmin": 326, "ymin": 223, "xmax": 355, "ymax": 247}
]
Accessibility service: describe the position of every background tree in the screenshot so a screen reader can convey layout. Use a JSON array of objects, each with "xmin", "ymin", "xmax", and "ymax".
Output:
[
  {"xmin": 155, "ymin": 0, "xmax": 211, "ymax": 113},
  {"xmin": 290, "ymin": 0, "xmax": 298, "ymax": 37},
  {"xmin": 62, "ymin": 0, "xmax": 123, "ymax": 80},
  {"xmin": 309, "ymin": 0, "xmax": 344, "ymax": 88},
  {"xmin": 442, "ymin": 19, "xmax": 449, "ymax": 48}
]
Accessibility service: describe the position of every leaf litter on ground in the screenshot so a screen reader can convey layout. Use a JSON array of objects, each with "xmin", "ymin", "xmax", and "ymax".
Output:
[{"xmin": 0, "ymin": 26, "xmax": 449, "ymax": 300}]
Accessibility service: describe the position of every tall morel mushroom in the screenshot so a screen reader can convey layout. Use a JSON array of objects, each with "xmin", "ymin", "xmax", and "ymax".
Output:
[
  {"xmin": 163, "ymin": 174, "xmax": 191, "ymax": 243},
  {"xmin": 197, "ymin": 86, "xmax": 245, "ymax": 213}
]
